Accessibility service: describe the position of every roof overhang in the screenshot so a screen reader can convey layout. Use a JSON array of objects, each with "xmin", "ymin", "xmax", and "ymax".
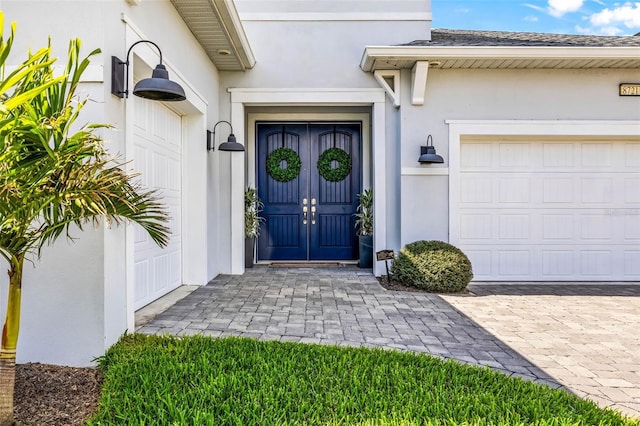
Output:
[
  {"xmin": 361, "ymin": 45, "xmax": 640, "ymax": 72},
  {"xmin": 171, "ymin": 0, "xmax": 255, "ymax": 71}
]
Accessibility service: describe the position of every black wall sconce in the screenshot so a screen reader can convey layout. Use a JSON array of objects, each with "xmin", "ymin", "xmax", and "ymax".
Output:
[
  {"xmin": 418, "ymin": 135, "xmax": 444, "ymax": 164},
  {"xmin": 111, "ymin": 40, "xmax": 186, "ymax": 101},
  {"xmin": 207, "ymin": 120, "xmax": 245, "ymax": 152}
]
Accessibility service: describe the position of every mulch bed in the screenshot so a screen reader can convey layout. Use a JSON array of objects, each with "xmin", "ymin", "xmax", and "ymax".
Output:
[
  {"xmin": 377, "ymin": 275, "xmax": 471, "ymax": 295},
  {"xmin": 376, "ymin": 274, "xmax": 433, "ymax": 293},
  {"xmin": 14, "ymin": 363, "xmax": 102, "ymax": 425}
]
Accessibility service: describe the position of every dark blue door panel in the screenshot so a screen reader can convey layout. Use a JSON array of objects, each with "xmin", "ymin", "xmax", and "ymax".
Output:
[
  {"xmin": 257, "ymin": 124, "xmax": 308, "ymax": 260},
  {"xmin": 257, "ymin": 122, "xmax": 361, "ymax": 261},
  {"xmin": 309, "ymin": 124, "xmax": 361, "ymax": 260}
]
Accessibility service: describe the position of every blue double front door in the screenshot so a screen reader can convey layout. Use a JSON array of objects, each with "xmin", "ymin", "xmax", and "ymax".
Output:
[{"xmin": 257, "ymin": 122, "xmax": 362, "ymax": 261}]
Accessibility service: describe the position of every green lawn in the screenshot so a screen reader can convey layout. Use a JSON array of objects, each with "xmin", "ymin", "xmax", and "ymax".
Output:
[{"xmin": 88, "ymin": 334, "xmax": 638, "ymax": 425}]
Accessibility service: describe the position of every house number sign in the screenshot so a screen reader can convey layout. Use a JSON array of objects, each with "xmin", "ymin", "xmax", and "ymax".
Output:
[{"xmin": 619, "ymin": 83, "xmax": 640, "ymax": 96}]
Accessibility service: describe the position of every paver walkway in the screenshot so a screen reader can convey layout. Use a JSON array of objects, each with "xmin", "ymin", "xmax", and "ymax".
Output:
[{"xmin": 137, "ymin": 265, "xmax": 640, "ymax": 418}]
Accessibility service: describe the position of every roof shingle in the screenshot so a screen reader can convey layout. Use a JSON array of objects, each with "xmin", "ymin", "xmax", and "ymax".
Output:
[{"xmin": 403, "ymin": 29, "xmax": 640, "ymax": 48}]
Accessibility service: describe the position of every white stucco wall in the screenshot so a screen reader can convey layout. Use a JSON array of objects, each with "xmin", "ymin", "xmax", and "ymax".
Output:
[
  {"xmin": 399, "ymin": 67, "xmax": 640, "ymax": 247},
  {"xmin": 1, "ymin": 0, "xmax": 225, "ymax": 365}
]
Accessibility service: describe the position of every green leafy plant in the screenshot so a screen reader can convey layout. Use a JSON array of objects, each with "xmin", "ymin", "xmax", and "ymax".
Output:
[
  {"xmin": 391, "ymin": 240, "xmax": 473, "ymax": 292},
  {"xmin": 266, "ymin": 147, "xmax": 301, "ymax": 182},
  {"xmin": 0, "ymin": 17, "xmax": 169, "ymax": 424},
  {"xmin": 89, "ymin": 334, "xmax": 637, "ymax": 425},
  {"xmin": 355, "ymin": 189, "xmax": 373, "ymax": 236},
  {"xmin": 244, "ymin": 187, "xmax": 265, "ymax": 238},
  {"xmin": 317, "ymin": 147, "xmax": 352, "ymax": 182}
]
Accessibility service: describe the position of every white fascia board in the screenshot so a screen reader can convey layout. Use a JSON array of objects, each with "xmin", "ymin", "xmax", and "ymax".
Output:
[
  {"xmin": 360, "ymin": 45, "xmax": 640, "ymax": 71},
  {"xmin": 240, "ymin": 12, "xmax": 432, "ymax": 21},
  {"xmin": 445, "ymin": 119, "xmax": 640, "ymax": 137},
  {"xmin": 228, "ymin": 88, "xmax": 387, "ymax": 104},
  {"xmin": 213, "ymin": 0, "xmax": 256, "ymax": 69}
]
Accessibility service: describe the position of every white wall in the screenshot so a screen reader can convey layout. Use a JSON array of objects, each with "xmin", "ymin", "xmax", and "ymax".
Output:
[
  {"xmin": 1, "ymin": 0, "xmax": 224, "ymax": 365},
  {"xmin": 399, "ymin": 67, "xmax": 640, "ymax": 247}
]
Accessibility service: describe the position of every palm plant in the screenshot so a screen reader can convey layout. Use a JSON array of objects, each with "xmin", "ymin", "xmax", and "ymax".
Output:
[
  {"xmin": 0, "ymin": 16, "xmax": 169, "ymax": 425},
  {"xmin": 244, "ymin": 187, "xmax": 265, "ymax": 238},
  {"xmin": 355, "ymin": 189, "xmax": 373, "ymax": 236}
]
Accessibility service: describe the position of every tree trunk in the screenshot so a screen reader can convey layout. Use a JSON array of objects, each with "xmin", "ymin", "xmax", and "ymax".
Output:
[{"xmin": 0, "ymin": 256, "xmax": 23, "ymax": 426}]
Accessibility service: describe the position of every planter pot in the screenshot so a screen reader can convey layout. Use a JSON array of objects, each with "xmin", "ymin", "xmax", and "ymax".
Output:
[
  {"xmin": 358, "ymin": 235, "xmax": 373, "ymax": 268},
  {"xmin": 245, "ymin": 237, "xmax": 255, "ymax": 268}
]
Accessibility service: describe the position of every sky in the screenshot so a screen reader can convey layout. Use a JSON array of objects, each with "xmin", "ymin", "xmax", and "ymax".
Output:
[{"xmin": 431, "ymin": 0, "xmax": 640, "ymax": 35}]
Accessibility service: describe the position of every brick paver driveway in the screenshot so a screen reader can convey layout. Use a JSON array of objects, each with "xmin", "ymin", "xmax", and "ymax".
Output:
[{"xmin": 138, "ymin": 265, "xmax": 640, "ymax": 418}]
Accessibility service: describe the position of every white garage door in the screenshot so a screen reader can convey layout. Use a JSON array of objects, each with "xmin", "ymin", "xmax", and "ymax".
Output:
[
  {"xmin": 133, "ymin": 96, "xmax": 182, "ymax": 309},
  {"xmin": 458, "ymin": 139, "xmax": 640, "ymax": 281}
]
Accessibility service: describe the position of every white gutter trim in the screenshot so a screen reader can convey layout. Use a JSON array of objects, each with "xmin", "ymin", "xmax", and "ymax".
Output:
[{"xmin": 360, "ymin": 45, "xmax": 640, "ymax": 71}]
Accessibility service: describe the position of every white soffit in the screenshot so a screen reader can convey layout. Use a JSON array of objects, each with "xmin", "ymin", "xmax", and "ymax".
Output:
[
  {"xmin": 360, "ymin": 46, "xmax": 640, "ymax": 71},
  {"xmin": 171, "ymin": 0, "xmax": 256, "ymax": 71}
]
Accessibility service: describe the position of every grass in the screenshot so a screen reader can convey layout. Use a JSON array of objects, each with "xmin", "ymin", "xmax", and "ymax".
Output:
[{"xmin": 88, "ymin": 334, "xmax": 638, "ymax": 425}]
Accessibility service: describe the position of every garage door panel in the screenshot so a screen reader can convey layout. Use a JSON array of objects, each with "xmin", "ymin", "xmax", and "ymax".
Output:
[
  {"xmin": 625, "ymin": 216, "xmax": 640, "ymax": 239},
  {"xmin": 543, "ymin": 214, "xmax": 575, "ymax": 240},
  {"xmin": 499, "ymin": 143, "xmax": 531, "ymax": 168},
  {"xmin": 499, "ymin": 214, "xmax": 530, "ymax": 239},
  {"xmin": 498, "ymin": 250, "xmax": 530, "ymax": 276},
  {"xmin": 625, "ymin": 252, "xmax": 640, "ymax": 275},
  {"xmin": 461, "ymin": 143, "xmax": 492, "ymax": 169},
  {"xmin": 459, "ymin": 139, "xmax": 640, "ymax": 281},
  {"xmin": 133, "ymin": 96, "xmax": 182, "ymax": 309},
  {"xmin": 625, "ymin": 179, "xmax": 640, "ymax": 203},
  {"xmin": 581, "ymin": 178, "xmax": 613, "ymax": 203},
  {"xmin": 581, "ymin": 143, "xmax": 613, "ymax": 167},
  {"xmin": 542, "ymin": 250, "xmax": 574, "ymax": 276},
  {"xmin": 499, "ymin": 179, "xmax": 530, "ymax": 203},
  {"xmin": 460, "ymin": 214, "xmax": 492, "ymax": 239},
  {"xmin": 461, "ymin": 176, "xmax": 492, "ymax": 203},
  {"xmin": 543, "ymin": 178, "xmax": 575, "ymax": 203},
  {"xmin": 543, "ymin": 143, "xmax": 574, "ymax": 167},
  {"xmin": 625, "ymin": 144, "xmax": 640, "ymax": 167},
  {"xmin": 466, "ymin": 250, "xmax": 492, "ymax": 275},
  {"xmin": 580, "ymin": 214, "xmax": 613, "ymax": 240},
  {"xmin": 580, "ymin": 250, "xmax": 612, "ymax": 276}
]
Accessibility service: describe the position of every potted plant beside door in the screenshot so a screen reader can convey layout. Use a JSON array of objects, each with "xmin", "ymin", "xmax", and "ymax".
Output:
[
  {"xmin": 355, "ymin": 189, "xmax": 373, "ymax": 268},
  {"xmin": 245, "ymin": 187, "xmax": 265, "ymax": 268}
]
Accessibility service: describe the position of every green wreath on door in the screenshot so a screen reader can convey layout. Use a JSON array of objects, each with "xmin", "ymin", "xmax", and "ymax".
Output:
[
  {"xmin": 267, "ymin": 147, "xmax": 302, "ymax": 182},
  {"xmin": 317, "ymin": 147, "xmax": 352, "ymax": 182}
]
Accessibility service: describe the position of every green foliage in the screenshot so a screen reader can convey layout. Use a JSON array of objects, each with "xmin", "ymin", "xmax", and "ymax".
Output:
[
  {"xmin": 355, "ymin": 189, "xmax": 373, "ymax": 236},
  {"xmin": 89, "ymin": 334, "xmax": 637, "ymax": 425},
  {"xmin": 0, "ymin": 33, "xmax": 170, "ymax": 265},
  {"xmin": 244, "ymin": 187, "xmax": 264, "ymax": 238},
  {"xmin": 317, "ymin": 147, "xmax": 352, "ymax": 182},
  {"xmin": 266, "ymin": 147, "xmax": 301, "ymax": 182},
  {"xmin": 392, "ymin": 240, "xmax": 473, "ymax": 292}
]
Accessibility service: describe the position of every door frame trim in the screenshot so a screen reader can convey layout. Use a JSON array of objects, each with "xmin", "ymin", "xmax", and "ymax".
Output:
[{"xmin": 230, "ymin": 88, "xmax": 387, "ymax": 275}]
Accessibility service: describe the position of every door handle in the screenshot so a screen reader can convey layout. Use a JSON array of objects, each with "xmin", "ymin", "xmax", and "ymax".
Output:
[
  {"xmin": 311, "ymin": 206, "xmax": 316, "ymax": 225},
  {"xmin": 311, "ymin": 198, "xmax": 316, "ymax": 205},
  {"xmin": 303, "ymin": 206, "xmax": 308, "ymax": 224}
]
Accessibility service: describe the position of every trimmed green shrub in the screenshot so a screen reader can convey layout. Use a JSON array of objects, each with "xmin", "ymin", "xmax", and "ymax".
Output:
[{"xmin": 392, "ymin": 240, "xmax": 473, "ymax": 292}]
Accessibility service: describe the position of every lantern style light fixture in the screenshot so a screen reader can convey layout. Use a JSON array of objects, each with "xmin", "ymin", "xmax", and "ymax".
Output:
[
  {"xmin": 207, "ymin": 120, "xmax": 245, "ymax": 152},
  {"xmin": 418, "ymin": 135, "xmax": 444, "ymax": 164},
  {"xmin": 111, "ymin": 40, "xmax": 186, "ymax": 101}
]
